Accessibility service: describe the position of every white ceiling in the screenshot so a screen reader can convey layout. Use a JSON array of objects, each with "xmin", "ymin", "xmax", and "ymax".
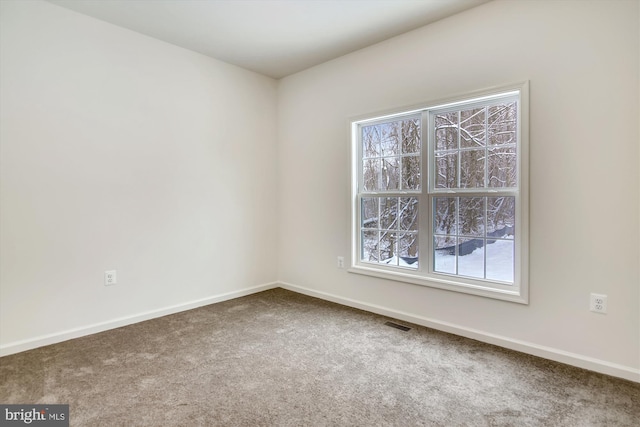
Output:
[{"xmin": 47, "ymin": 0, "xmax": 490, "ymax": 79}]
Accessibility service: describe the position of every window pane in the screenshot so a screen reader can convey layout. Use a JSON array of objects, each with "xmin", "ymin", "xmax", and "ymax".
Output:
[
  {"xmin": 460, "ymin": 149, "xmax": 485, "ymax": 188},
  {"xmin": 435, "ymin": 152, "xmax": 457, "ymax": 189},
  {"xmin": 361, "ymin": 198, "xmax": 379, "ymax": 229},
  {"xmin": 382, "ymin": 157, "xmax": 400, "ymax": 190},
  {"xmin": 402, "ymin": 155, "xmax": 420, "ymax": 190},
  {"xmin": 434, "ymin": 236, "xmax": 456, "ymax": 274},
  {"xmin": 488, "ymin": 146, "xmax": 516, "ymax": 188},
  {"xmin": 379, "ymin": 231, "xmax": 396, "ymax": 264},
  {"xmin": 434, "ymin": 235, "xmax": 456, "ymax": 251},
  {"xmin": 399, "ymin": 197, "xmax": 418, "ymax": 231},
  {"xmin": 362, "ymin": 230, "xmax": 379, "ymax": 262},
  {"xmin": 457, "ymin": 237, "xmax": 485, "ymax": 279},
  {"xmin": 488, "ymin": 103, "xmax": 517, "ymax": 146},
  {"xmin": 361, "ymin": 196, "xmax": 418, "ymax": 267},
  {"xmin": 432, "ymin": 101, "xmax": 518, "ymax": 192},
  {"xmin": 380, "ymin": 123, "xmax": 399, "ymax": 157},
  {"xmin": 486, "ymin": 240, "xmax": 514, "ymax": 282},
  {"xmin": 401, "ymin": 118, "xmax": 421, "ymax": 154},
  {"xmin": 363, "ymin": 159, "xmax": 380, "ymax": 191},
  {"xmin": 487, "ymin": 197, "xmax": 515, "ymax": 238},
  {"xmin": 380, "ymin": 197, "xmax": 398, "ymax": 229},
  {"xmin": 434, "ymin": 197, "xmax": 457, "ymax": 235},
  {"xmin": 362, "ymin": 124, "xmax": 381, "ymax": 158},
  {"xmin": 459, "ymin": 197, "xmax": 485, "ymax": 237},
  {"xmin": 398, "ymin": 233, "xmax": 418, "ymax": 268},
  {"xmin": 460, "ymin": 107, "xmax": 486, "ymax": 148},
  {"xmin": 435, "ymin": 112, "xmax": 458, "ymax": 150}
]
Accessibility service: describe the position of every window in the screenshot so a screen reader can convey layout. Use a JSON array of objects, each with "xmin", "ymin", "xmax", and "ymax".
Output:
[{"xmin": 351, "ymin": 83, "xmax": 528, "ymax": 303}]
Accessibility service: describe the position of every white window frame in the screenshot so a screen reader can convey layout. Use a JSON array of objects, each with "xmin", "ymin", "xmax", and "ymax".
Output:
[{"xmin": 350, "ymin": 82, "xmax": 529, "ymax": 304}]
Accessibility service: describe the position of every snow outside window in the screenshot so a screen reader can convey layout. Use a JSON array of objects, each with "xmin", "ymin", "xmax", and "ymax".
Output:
[{"xmin": 351, "ymin": 83, "xmax": 529, "ymax": 303}]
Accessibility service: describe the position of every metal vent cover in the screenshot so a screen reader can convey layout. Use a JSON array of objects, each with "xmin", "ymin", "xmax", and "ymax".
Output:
[{"xmin": 384, "ymin": 321, "xmax": 411, "ymax": 331}]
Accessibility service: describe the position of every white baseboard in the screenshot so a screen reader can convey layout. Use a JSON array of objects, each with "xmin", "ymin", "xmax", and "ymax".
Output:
[
  {"xmin": 0, "ymin": 282, "xmax": 279, "ymax": 357},
  {"xmin": 278, "ymin": 281, "xmax": 640, "ymax": 383},
  {"xmin": 4, "ymin": 280, "xmax": 638, "ymax": 383}
]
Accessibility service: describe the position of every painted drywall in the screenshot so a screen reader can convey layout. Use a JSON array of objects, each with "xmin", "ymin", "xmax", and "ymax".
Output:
[
  {"xmin": 0, "ymin": 0, "xmax": 278, "ymax": 348},
  {"xmin": 278, "ymin": 0, "xmax": 640, "ymax": 376}
]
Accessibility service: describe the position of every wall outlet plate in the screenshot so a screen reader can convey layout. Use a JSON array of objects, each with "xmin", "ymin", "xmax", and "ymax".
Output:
[
  {"xmin": 104, "ymin": 270, "xmax": 117, "ymax": 286},
  {"xmin": 590, "ymin": 293, "xmax": 607, "ymax": 314}
]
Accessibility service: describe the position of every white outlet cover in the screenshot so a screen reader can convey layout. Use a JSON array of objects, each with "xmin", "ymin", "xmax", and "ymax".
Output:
[
  {"xmin": 104, "ymin": 270, "xmax": 117, "ymax": 286},
  {"xmin": 590, "ymin": 293, "xmax": 607, "ymax": 314}
]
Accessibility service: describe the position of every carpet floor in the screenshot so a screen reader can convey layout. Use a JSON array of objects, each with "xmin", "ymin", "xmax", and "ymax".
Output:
[{"xmin": 1, "ymin": 288, "xmax": 639, "ymax": 426}]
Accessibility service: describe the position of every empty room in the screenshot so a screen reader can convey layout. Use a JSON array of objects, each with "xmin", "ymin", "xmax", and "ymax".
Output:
[{"xmin": 1, "ymin": 0, "xmax": 639, "ymax": 425}]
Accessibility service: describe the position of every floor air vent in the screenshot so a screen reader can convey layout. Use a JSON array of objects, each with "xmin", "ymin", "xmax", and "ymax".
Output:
[{"xmin": 384, "ymin": 321, "xmax": 411, "ymax": 331}]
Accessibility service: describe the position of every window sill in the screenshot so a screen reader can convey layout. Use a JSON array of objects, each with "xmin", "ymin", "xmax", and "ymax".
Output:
[{"xmin": 348, "ymin": 264, "xmax": 528, "ymax": 304}]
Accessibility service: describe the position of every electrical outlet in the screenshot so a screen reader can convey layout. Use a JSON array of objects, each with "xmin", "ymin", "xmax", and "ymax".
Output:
[
  {"xmin": 337, "ymin": 256, "xmax": 345, "ymax": 269},
  {"xmin": 590, "ymin": 293, "xmax": 607, "ymax": 314},
  {"xmin": 104, "ymin": 270, "xmax": 117, "ymax": 286}
]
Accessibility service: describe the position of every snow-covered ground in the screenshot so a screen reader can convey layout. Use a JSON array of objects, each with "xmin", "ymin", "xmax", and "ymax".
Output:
[
  {"xmin": 435, "ymin": 239, "xmax": 514, "ymax": 283},
  {"xmin": 381, "ymin": 239, "xmax": 514, "ymax": 283}
]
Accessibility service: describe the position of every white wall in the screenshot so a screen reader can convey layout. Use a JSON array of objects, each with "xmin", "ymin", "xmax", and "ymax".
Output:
[
  {"xmin": 0, "ymin": 0, "xmax": 278, "ymax": 351},
  {"xmin": 278, "ymin": 0, "xmax": 640, "ymax": 379}
]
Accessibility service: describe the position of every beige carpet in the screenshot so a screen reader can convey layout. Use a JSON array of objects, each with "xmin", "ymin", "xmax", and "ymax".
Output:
[{"xmin": 1, "ymin": 288, "xmax": 639, "ymax": 426}]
